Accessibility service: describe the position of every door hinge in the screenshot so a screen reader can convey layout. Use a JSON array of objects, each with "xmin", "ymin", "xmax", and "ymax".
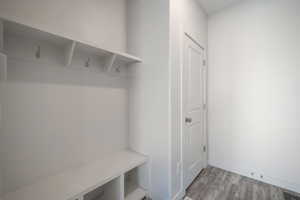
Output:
[
  {"xmin": 203, "ymin": 145, "xmax": 207, "ymax": 152},
  {"xmin": 203, "ymin": 60, "xmax": 206, "ymax": 66},
  {"xmin": 203, "ymin": 103, "xmax": 207, "ymax": 110}
]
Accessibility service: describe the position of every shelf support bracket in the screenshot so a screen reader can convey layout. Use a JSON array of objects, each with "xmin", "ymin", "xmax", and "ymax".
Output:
[
  {"xmin": 104, "ymin": 54, "xmax": 117, "ymax": 72},
  {"xmin": 64, "ymin": 40, "xmax": 76, "ymax": 66}
]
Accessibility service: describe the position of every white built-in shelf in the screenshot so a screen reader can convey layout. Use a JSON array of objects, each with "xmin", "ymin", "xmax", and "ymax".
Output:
[
  {"xmin": 0, "ymin": 18, "xmax": 142, "ymax": 74},
  {"xmin": 124, "ymin": 164, "xmax": 147, "ymax": 200},
  {"xmin": 125, "ymin": 188, "xmax": 147, "ymax": 200},
  {"xmin": 1, "ymin": 150, "xmax": 147, "ymax": 200}
]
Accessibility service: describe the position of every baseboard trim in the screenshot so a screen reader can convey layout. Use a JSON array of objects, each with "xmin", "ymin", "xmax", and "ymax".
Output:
[{"xmin": 209, "ymin": 164, "xmax": 300, "ymax": 194}]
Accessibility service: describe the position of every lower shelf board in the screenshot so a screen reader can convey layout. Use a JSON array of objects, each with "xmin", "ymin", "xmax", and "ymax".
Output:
[
  {"xmin": 125, "ymin": 188, "xmax": 147, "ymax": 200},
  {"xmin": 1, "ymin": 150, "xmax": 147, "ymax": 200}
]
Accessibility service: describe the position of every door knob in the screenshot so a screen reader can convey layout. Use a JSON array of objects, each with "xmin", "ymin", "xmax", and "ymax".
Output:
[{"xmin": 185, "ymin": 117, "xmax": 192, "ymax": 123}]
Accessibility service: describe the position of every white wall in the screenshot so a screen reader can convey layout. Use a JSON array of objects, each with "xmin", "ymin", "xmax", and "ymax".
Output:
[
  {"xmin": 208, "ymin": 0, "xmax": 300, "ymax": 193},
  {"xmin": 0, "ymin": 25, "xmax": 129, "ymax": 194},
  {"xmin": 180, "ymin": 0, "xmax": 208, "ymax": 47},
  {"xmin": 170, "ymin": 0, "xmax": 207, "ymax": 199},
  {"xmin": 0, "ymin": 82, "xmax": 128, "ymax": 193},
  {"xmin": 0, "ymin": 0, "xmax": 127, "ymax": 52},
  {"xmin": 0, "ymin": 91, "xmax": 3, "ymax": 196},
  {"xmin": 127, "ymin": 1, "xmax": 171, "ymax": 199},
  {"xmin": 127, "ymin": 0, "xmax": 208, "ymax": 199}
]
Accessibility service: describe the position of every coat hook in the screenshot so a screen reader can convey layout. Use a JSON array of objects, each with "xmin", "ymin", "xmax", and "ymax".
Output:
[
  {"xmin": 35, "ymin": 45, "xmax": 41, "ymax": 59},
  {"xmin": 85, "ymin": 58, "xmax": 90, "ymax": 67}
]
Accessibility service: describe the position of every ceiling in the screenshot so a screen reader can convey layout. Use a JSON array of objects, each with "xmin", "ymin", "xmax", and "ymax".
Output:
[{"xmin": 197, "ymin": 0, "xmax": 244, "ymax": 14}]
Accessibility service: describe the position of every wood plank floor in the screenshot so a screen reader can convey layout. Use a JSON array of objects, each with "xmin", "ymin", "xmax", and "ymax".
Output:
[{"xmin": 186, "ymin": 166, "xmax": 299, "ymax": 200}]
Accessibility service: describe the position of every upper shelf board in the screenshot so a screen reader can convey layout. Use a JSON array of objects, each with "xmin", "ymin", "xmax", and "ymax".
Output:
[
  {"xmin": 1, "ymin": 150, "xmax": 147, "ymax": 200},
  {"xmin": 1, "ymin": 19, "xmax": 142, "ymax": 69}
]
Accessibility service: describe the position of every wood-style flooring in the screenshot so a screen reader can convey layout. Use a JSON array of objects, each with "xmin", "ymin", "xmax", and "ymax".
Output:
[{"xmin": 185, "ymin": 166, "xmax": 300, "ymax": 200}]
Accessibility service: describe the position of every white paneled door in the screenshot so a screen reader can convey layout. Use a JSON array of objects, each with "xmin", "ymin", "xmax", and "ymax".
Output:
[{"xmin": 182, "ymin": 34, "xmax": 206, "ymax": 189}]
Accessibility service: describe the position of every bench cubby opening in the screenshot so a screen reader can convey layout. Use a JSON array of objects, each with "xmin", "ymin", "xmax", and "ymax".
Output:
[
  {"xmin": 124, "ymin": 167, "xmax": 147, "ymax": 200},
  {"xmin": 83, "ymin": 176, "xmax": 123, "ymax": 200}
]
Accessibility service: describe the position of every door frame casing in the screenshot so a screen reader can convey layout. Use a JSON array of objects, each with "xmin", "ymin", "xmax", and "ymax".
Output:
[{"xmin": 181, "ymin": 32, "xmax": 207, "ymax": 191}]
